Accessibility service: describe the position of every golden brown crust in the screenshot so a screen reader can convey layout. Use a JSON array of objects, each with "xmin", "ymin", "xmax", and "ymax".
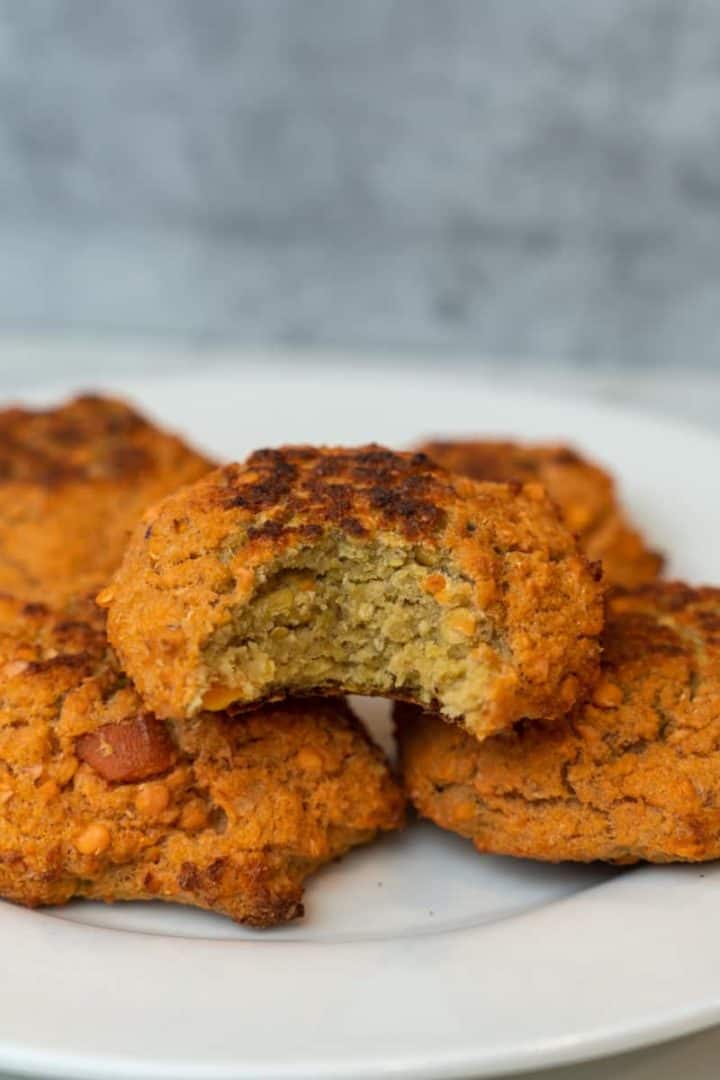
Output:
[
  {"xmin": 397, "ymin": 582, "xmax": 720, "ymax": 863},
  {"xmin": 0, "ymin": 395, "xmax": 214, "ymax": 604},
  {"xmin": 0, "ymin": 598, "xmax": 404, "ymax": 926},
  {"xmin": 419, "ymin": 439, "xmax": 663, "ymax": 589},
  {"xmin": 105, "ymin": 445, "xmax": 604, "ymax": 739}
]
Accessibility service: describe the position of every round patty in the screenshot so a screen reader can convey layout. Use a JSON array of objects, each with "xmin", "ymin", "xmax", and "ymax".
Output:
[
  {"xmin": 419, "ymin": 439, "xmax": 663, "ymax": 589},
  {"xmin": 397, "ymin": 583, "xmax": 720, "ymax": 864},
  {"xmin": 103, "ymin": 444, "xmax": 604, "ymax": 742},
  {"xmin": 0, "ymin": 394, "xmax": 214, "ymax": 604},
  {"xmin": 0, "ymin": 597, "xmax": 403, "ymax": 927}
]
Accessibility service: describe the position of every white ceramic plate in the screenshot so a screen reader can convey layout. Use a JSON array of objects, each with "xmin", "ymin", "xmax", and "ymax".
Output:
[{"xmin": 3, "ymin": 364, "xmax": 720, "ymax": 1080}]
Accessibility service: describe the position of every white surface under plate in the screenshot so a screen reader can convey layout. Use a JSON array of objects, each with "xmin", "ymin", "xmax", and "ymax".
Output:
[{"xmin": 2, "ymin": 364, "xmax": 720, "ymax": 1080}]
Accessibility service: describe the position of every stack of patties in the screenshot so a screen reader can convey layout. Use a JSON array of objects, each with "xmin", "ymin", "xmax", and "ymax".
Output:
[
  {"xmin": 99, "ymin": 443, "xmax": 613, "ymax": 879},
  {"xmin": 394, "ymin": 438, "xmax": 720, "ymax": 867},
  {"xmin": 0, "ymin": 398, "xmax": 403, "ymax": 926},
  {"xmin": 3, "ymin": 398, "xmax": 708, "ymax": 930}
]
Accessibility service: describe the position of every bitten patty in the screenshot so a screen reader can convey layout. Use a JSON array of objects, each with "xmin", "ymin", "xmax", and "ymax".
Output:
[
  {"xmin": 0, "ymin": 394, "xmax": 214, "ymax": 603},
  {"xmin": 0, "ymin": 597, "xmax": 403, "ymax": 926},
  {"xmin": 419, "ymin": 439, "xmax": 663, "ymax": 588},
  {"xmin": 397, "ymin": 583, "xmax": 720, "ymax": 864},
  {"xmin": 104, "ymin": 445, "xmax": 603, "ymax": 742}
]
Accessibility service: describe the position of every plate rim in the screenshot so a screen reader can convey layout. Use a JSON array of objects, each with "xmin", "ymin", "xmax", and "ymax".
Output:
[{"xmin": 3, "ymin": 865, "xmax": 720, "ymax": 1080}]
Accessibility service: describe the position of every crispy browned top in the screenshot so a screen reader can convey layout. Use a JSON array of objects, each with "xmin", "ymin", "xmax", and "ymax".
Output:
[
  {"xmin": 398, "ymin": 582, "xmax": 720, "ymax": 863},
  {"xmin": 105, "ymin": 444, "xmax": 604, "ymax": 728},
  {"xmin": 0, "ymin": 395, "xmax": 214, "ymax": 604},
  {"xmin": 133, "ymin": 441, "xmax": 598, "ymax": 560},
  {"xmin": 218, "ymin": 446, "xmax": 454, "ymax": 540},
  {"xmin": 0, "ymin": 597, "xmax": 403, "ymax": 925},
  {"xmin": 419, "ymin": 439, "xmax": 663, "ymax": 588}
]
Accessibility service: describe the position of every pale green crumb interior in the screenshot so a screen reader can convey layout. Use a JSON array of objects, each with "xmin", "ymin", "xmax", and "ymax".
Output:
[{"xmin": 199, "ymin": 538, "xmax": 499, "ymax": 719}]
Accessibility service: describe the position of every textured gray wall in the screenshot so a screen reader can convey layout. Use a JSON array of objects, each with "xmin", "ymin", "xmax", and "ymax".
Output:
[{"xmin": 1, "ymin": 0, "xmax": 719, "ymax": 367}]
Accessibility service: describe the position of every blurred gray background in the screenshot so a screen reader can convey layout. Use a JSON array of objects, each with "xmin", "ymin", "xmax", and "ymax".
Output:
[{"xmin": 1, "ymin": 0, "xmax": 719, "ymax": 370}]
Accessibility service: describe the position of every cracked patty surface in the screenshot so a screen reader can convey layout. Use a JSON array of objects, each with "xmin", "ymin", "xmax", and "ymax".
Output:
[
  {"xmin": 419, "ymin": 439, "xmax": 663, "ymax": 589},
  {"xmin": 397, "ymin": 583, "xmax": 720, "ymax": 864},
  {"xmin": 104, "ymin": 444, "xmax": 604, "ymax": 741},
  {"xmin": 0, "ymin": 394, "xmax": 214, "ymax": 604},
  {"xmin": 0, "ymin": 597, "xmax": 404, "ymax": 926}
]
